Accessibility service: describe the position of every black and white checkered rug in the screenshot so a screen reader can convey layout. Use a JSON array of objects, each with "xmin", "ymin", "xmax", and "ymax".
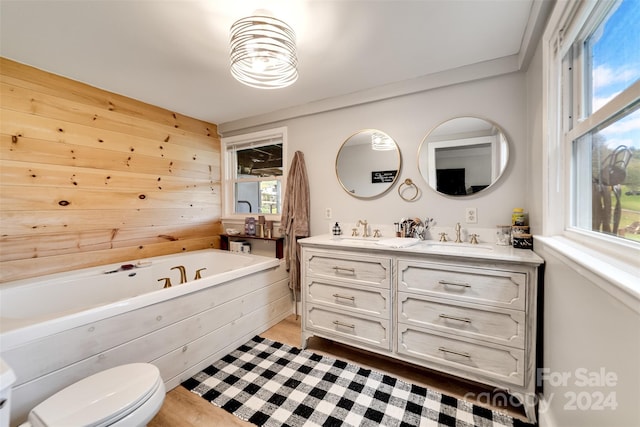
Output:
[{"xmin": 182, "ymin": 336, "xmax": 533, "ymax": 427}]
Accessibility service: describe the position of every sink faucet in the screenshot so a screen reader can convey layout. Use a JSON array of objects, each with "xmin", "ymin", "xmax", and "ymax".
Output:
[
  {"xmin": 171, "ymin": 265, "xmax": 187, "ymax": 284},
  {"xmin": 356, "ymin": 219, "xmax": 369, "ymax": 238},
  {"xmin": 454, "ymin": 222, "xmax": 463, "ymax": 243}
]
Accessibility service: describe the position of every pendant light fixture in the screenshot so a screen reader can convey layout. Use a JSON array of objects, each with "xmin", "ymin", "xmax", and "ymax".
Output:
[
  {"xmin": 371, "ymin": 132, "xmax": 396, "ymax": 151},
  {"xmin": 229, "ymin": 12, "xmax": 298, "ymax": 89}
]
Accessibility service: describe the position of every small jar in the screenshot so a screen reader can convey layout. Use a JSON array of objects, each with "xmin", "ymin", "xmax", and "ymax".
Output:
[
  {"xmin": 512, "ymin": 208, "xmax": 527, "ymax": 226},
  {"xmin": 495, "ymin": 225, "xmax": 512, "ymax": 246},
  {"xmin": 513, "ymin": 233, "xmax": 533, "ymax": 249},
  {"xmin": 512, "ymin": 225, "xmax": 530, "ymax": 237}
]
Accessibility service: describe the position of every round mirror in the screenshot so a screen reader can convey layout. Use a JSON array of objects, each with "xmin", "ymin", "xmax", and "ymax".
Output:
[
  {"xmin": 418, "ymin": 117, "xmax": 509, "ymax": 196},
  {"xmin": 336, "ymin": 129, "xmax": 401, "ymax": 199}
]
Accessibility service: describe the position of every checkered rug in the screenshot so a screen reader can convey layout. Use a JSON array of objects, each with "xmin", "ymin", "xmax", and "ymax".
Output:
[{"xmin": 182, "ymin": 336, "xmax": 533, "ymax": 427}]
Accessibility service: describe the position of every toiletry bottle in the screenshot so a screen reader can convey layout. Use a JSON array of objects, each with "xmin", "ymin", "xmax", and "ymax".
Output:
[{"xmin": 332, "ymin": 222, "xmax": 342, "ymax": 239}]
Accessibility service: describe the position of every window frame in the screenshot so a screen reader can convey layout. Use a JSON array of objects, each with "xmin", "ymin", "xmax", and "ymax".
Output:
[
  {"xmin": 221, "ymin": 127, "xmax": 288, "ymax": 221},
  {"xmin": 543, "ymin": 0, "xmax": 640, "ymax": 268}
]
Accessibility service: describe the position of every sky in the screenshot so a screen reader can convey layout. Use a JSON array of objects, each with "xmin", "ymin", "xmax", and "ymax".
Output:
[{"xmin": 591, "ymin": 0, "xmax": 640, "ymax": 149}]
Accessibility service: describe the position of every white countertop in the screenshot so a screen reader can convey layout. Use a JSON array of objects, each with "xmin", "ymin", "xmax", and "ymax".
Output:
[{"xmin": 298, "ymin": 234, "xmax": 544, "ymax": 265}]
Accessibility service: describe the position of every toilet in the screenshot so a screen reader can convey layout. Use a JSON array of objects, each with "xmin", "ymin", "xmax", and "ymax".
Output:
[{"xmin": 0, "ymin": 360, "xmax": 165, "ymax": 427}]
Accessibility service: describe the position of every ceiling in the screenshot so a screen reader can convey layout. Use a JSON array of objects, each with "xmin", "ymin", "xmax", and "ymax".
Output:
[{"xmin": 0, "ymin": 0, "xmax": 551, "ymax": 131}]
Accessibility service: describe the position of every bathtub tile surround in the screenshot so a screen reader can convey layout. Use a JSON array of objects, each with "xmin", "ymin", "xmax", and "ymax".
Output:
[
  {"xmin": 0, "ymin": 58, "xmax": 223, "ymax": 283},
  {"xmin": 0, "ymin": 249, "xmax": 293, "ymax": 425},
  {"xmin": 299, "ymin": 235, "xmax": 543, "ymax": 423},
  {"xmin": 183, "ymin": 335, "xmax": 532, "ymax": 427}
]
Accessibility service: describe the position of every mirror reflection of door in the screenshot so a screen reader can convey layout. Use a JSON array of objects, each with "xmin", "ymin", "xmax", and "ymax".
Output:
[{"xmin": 419, "ymin": 117, "xmax": 509, "ymax": 197}]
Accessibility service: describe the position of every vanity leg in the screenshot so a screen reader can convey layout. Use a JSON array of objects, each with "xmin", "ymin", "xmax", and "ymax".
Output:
[
  {"xmin": 510, "ymin": 390, "xmax": 538, "ymax": 424},
  {"xmin": 523, "ymin": 395, "xmax": 538, "ymax": 424},
  {"xmin": 301, "ymin": 331, "xmax": 312, "ymax": 349}
]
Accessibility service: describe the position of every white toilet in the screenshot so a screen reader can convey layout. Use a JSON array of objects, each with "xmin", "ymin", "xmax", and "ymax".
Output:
[{"xmin": 0, "ymin": 360, "xmax": 165, "ymax": 427}]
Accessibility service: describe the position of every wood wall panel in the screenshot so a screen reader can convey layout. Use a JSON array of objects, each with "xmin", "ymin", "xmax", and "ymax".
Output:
[
  {"xmin": 0, "ymin": 58, "xmax": 222, "ymax": 283},
  {"xmin": 0, "ymin": 59, "xmax": 215, "ymax": 138}
]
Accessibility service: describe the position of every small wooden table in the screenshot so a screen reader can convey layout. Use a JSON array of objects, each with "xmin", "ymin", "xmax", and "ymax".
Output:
[{"xmin": 219, "ymin": 234, "xmax": 285, "ymax": 259}]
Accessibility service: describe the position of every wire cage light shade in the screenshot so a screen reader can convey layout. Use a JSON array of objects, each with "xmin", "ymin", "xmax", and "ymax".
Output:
[{"xmin": 230, "ymin": 15, "xmax": 298, "ymax": 89}]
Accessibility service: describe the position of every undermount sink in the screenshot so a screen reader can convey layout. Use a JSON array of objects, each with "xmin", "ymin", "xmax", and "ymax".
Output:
[
  {"xmin": 338, "ymin": 236, "xmax": 380, "ymax": 241},
  {"xmin": 420, "ymin": 241, "xmax": 494, "ymax": 251},
  {"xmin": 334, "ymin": 236, "xmax": 381, "ymax": 246}
]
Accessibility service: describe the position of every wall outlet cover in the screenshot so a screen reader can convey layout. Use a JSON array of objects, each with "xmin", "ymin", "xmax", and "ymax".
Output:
[{"xmin": 465, "ymin": 207, "xmax": 478, "ymax": 224}]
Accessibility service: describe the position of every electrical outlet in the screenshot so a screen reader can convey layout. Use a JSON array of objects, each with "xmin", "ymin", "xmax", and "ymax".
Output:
[
  {"xmin": 465, "ymin": 207, "xmax": 477, "ymax": 224},
  {"xmin": 325, "ymin": 208, "xmax": 332, "ymax": 219}
]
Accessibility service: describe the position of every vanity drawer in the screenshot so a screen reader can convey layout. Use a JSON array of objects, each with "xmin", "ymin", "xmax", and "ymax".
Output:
[
  {"xmin": 397, "ymin": 293, "xmax": 525, "ymax": 348},
  {"xmin": 307, "ymin": 279, "xmax": 390, "ymax": 318},
  {"xmin": 397, "ymin": 324, "xmax": 525, "ymax": 386},
  {"xmin": 305, "ymin": 304, "xmax": 391, "ymax": 350},
  {"xmin": 305, "ymin": 251, "xmax": 391, "ymax": 289},
  {"xmin": 397, "ymin": 260, "xmax": 526, "ymax": 310}
]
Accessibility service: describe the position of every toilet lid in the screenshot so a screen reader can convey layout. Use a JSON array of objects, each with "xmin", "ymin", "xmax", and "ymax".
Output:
[{"xmin": 30, "ymin": 363, "xmax": 162, "ymax": 427}]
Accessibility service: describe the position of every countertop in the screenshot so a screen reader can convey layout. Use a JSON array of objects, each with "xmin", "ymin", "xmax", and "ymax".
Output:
[{"xmin": 298, "ymin": 234, "xmax": 544, "ymax": 265}]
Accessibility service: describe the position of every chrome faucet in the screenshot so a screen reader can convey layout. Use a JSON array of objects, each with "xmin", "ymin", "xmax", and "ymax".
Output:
[
  {"xmin": 171, "ymin": 265, "xmax": 187, "ymax": 284},
  {"xmin": 356, "ymin": 219, "xmax": 369, "ymax": 238},
  {"xmin": 454, "ymin": 222, "xmax": 463, "ymax": 243}
]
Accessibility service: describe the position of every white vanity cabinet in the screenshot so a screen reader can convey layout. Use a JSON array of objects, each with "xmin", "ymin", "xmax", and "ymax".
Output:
[
  {"xmin": 301, "ymin": 249, "xmax": 392, "ymax": 350},
  {"xmin": 396, "ymin": 259, "xmax": 530, "ymax": 386},
  {"xmin": 299, "ymin": 236, "xmax": 543, "ymax": 423}
]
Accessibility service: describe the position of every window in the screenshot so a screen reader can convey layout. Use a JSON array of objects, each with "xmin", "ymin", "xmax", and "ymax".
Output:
[
  {"xmin": 222, "ymin": 128, "xmax": 287, "ymax": 218},
  {"xmin": 551, "ymin": 0, "xmax": 640, "ymax": 252}
]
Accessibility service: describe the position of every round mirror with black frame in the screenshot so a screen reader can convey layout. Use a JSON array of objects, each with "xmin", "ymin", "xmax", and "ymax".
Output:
[
  {"xmin": 336, "ymin": 129, "xmax": 401, "ymax": 199},
  {"xmin": 418, "ymin": 116, "xmax": 509, "ymax": 197}
]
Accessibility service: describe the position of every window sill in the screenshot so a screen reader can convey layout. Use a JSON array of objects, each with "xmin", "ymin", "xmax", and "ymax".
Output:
[
  {"xmin": 535, "ymin": 235, "xmax": 640, "ymax": 314},
  {"xmin": 222, "ymin": 215, "xmax": 282, "ymax": 223}
]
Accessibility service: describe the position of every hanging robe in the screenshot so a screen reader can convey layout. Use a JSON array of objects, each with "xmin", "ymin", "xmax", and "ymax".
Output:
[{"xmin": 281, "ymin": 151, "xmax": 310, "ymax": 313}]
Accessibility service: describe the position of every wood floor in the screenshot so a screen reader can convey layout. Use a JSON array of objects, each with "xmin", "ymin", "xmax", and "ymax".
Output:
[{"xmin": 148, "ymin": 315, "xmax": 528, "ymax": 426}]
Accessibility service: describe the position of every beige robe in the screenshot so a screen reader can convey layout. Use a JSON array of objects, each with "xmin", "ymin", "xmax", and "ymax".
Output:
[{"xmin": 281, "ymin": 151, "xmax": 310, "ymax": 313}]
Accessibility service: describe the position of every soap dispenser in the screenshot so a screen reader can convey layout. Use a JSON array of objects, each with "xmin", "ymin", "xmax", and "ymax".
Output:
[{"xmin": 332, "ymin": 222, "xmax": 342, "ymax": 239}]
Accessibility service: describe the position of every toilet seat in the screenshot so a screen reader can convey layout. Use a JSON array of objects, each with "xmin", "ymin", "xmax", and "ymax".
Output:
[{"xmin": 26, "ymin": 363, "xmax": 164, "ymax": 427}]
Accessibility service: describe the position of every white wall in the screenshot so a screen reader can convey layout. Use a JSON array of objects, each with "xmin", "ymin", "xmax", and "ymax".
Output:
[
  {"xmin": 226, "ymin": 72, "xmax": 529, "ymax": 237},
  {"xmin": 526, "ymin": 28, "xmax": 640, "ymax": 427},
  {"xmin": 534, "ymin": 241, "xmax": 640, "ymax": 427}
]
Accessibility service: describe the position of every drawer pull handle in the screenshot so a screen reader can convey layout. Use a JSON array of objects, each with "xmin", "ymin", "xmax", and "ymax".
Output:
[
  {"xmin": 439, "ymin": 280, "xmax": 471, "ymax": 288},
  {"xmin": 333, "ymin": 320, "xmax": 355, "ymax": 329},
  {"xmin": 333, "ymin": 293, "xmax": 355, "ymax": 301},
  {"xmin": 439, "ymin": 314, "xmax": 472, "ymax": 323},
  {"xmin": 438, "ymin": 347, "xmax": 471, "ymax": 358},
  {"xmin": 333, "ymin": 266, "xmax": 356, "ymax": 275}
]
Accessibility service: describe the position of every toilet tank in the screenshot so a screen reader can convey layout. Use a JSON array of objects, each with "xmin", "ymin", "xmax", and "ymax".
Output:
[{"xmin": 0, "ymin": 359, "xmax": 16, "ymax": 427}]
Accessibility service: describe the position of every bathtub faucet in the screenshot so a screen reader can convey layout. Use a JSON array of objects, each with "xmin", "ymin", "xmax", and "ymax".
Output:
[
  {"xmin": 158, "ymin": 277, "xmax": 172, "ymax": 288},
  {"xmin": 195, "ymin": 268, "xmax": 207, "ymax": 280},
  {"xmin": 171, "ymin": 265, "xmax": 187, "ymax": 284}
]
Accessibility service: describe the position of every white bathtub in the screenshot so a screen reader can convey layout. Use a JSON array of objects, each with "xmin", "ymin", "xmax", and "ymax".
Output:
[{"xmin": 0, "ymin": 249, "xmax": 292, "ymax": 426}]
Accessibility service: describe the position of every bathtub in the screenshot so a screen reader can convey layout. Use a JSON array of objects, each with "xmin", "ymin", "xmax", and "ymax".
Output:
[{"xmin": 0, "ymin": 249, "xmax": 292, "ymax": 426}]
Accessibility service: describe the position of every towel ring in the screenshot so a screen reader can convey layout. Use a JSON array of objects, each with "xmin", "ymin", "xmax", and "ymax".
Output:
[{"xmin": 398, "ymin": 178, "xmax": 419, "ymax": 202}]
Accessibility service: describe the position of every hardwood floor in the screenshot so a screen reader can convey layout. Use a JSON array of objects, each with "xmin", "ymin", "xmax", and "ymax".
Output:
[{"xmin": 148, "ymin": 315, "xmax": 528, "ymax": 426}]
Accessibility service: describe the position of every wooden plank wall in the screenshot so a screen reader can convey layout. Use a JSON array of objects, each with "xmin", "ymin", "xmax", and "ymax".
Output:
[{"xmin": 0, "ymin": 58, "xmax": 222, "ymax": 283}]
